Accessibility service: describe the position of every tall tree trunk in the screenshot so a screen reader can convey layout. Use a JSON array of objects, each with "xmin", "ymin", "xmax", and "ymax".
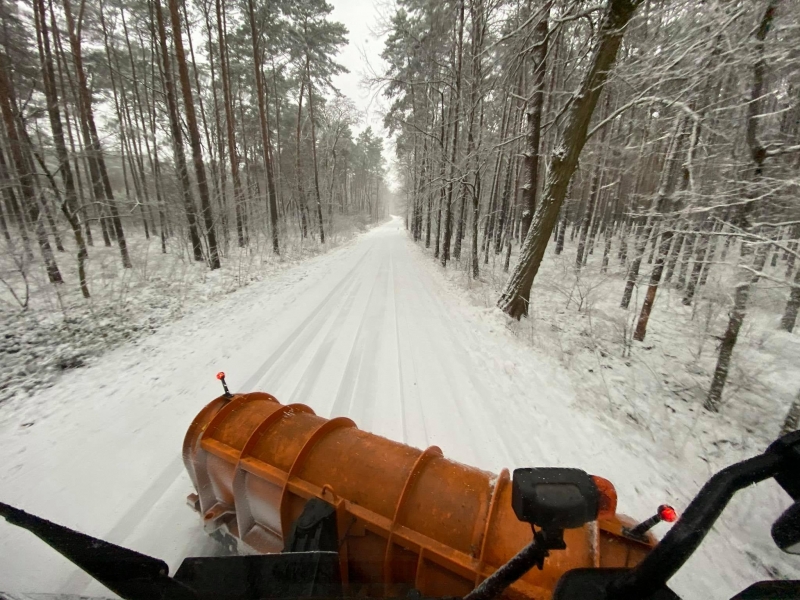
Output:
[
  {"xmin": 98, "ymin": 5, "xmax": 148, "ymax": 243},
  {"xmin": 425, "ymin": 109, "xmax": 433, "ymax": 248},
  {"xmin": 168, "ymin": 0, "xmax": 220, "ymax": 269},
  {"xmin": 198, "ymin": 0, "xmax": 228, "ymax": 251},
  {"xmin": 142, "ymin": 27, "xmax": 168, "ymax": 252},
  {"xmin": 0, "ymin": 120, "xmax": 29, "ymax": 251},
  {"xmin": 555, "ymin": 199, "xmax": 568, "ymax": 255},
  {"xmin": 305, "ymin": 56, "xmax": 324, "ymax": 244},
  {"xmin": 494, "ymin": 78, "xmax": 523, "ymax": 256},
  {"xmin": 260, "ymin": 64, "xmax": 281, "ymax": 254},
  {"xmin": 780, "ymin": 267, "xmax": 800, "ymax": 332},
  {"xmin": 34, "ymin": 0, "xmax": 88, "ymax": 297},
  {"xmin": 295, "ymin": 76, "xmax": 309, "ymax": 238},
  {"xmin": 441, "ymin": 0, "xmax": 465, "ymax": 267},
  {"xmin": 0, "ymin": 190, "xmax": 9, "ymax": 243},
  {"xmin": 246, "ymin": 0, "xmax": 280, "ymax": 253},
  {"xmin": 120, "ymin": 9, "xmax": 159, "ymax": 244},
  {"xmin": 434, "ymin": 89, "xmax": 447, "ymax": 259},
  {"xmin": 576, "ymin": 169, "xmax": 602, "ymax": 269},
  {"xmin": 631, "ymin": 122, "xmax": 690, "ymax": 340},
  {"xmin": 520, "ymin": 6, "xmax": 549, "ymax": 238},
  {"xmin": 63, "ymin": 0, "xmax": 131, "ymax": 268},
  {"xmin": 468, "ymin": 0, "xmax": 484, "ymax": 278},
  {"xmin": 216, "ymin": 0, "xmax": 245, "ymax": 248},
  {"xmin": 152, "ymin": 0, "xmax": 204, "ymax": 262},
  {"xmin": 183, "ymin": 0, "xmax": 222, "ymax": 250},
  {"xmin": 705, "ymin": 0, "xmax": 777, "ymax": 412},
  {"xmin": 497, "ymin": 0, "xmax": 642, "ymax": 319},
  {"xmin": 621, "ymin": 117, "xmax": 686, "ymax": 309},
  {"xmin": 0, "ymin": 53, "xmax": 62, "ymax": 283},
  {"xmin": 50, "ymin": 9, "xmax": 92, "ymax": 248}
]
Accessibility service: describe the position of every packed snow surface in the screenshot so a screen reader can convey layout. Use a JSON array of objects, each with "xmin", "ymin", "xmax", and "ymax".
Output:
[{"xmin": 0, "ymin": 217, "xmax": 796, "ymax": 598}]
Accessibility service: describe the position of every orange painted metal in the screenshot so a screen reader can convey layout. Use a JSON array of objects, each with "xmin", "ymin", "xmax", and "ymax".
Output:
[{"xmin": 183, "ymin": 393, "xmax": 653, "ymax": 599}]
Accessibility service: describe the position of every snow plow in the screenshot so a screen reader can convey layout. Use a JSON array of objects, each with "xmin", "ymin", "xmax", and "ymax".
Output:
[{"xmin": 1, "ymin": 384, "xmax": 799, "ymax": 600}]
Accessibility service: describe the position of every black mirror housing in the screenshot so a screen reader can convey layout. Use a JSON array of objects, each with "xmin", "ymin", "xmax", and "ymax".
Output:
[{"xmin": 512, "ymin": 468, "xmax": 600, "ymax": 530}]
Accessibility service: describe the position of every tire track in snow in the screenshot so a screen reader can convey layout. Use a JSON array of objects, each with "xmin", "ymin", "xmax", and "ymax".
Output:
[
  {"xmin": 388, "ymin": 246, "xmax": 409, "ymax": 445},
  {"xmin": 399, "ymin": 245, "xmax": 513, "ymax": 470},
  {"xmin": 405, "ymin": 239, "xmax": 607, "ymax": 468},
  {"xmin": 329, "ymin": 249, "xmax": 390, "ymax": 429},
  {"xmin": 285, "ymin": 258, "xmax": 368, "ymax": 407},
  {"xmin": 242, "ymin": 246, "xmax": 371, "ymax": 391},
  {"xmin": 256, "ymin": 271, "xmax": 362, "ymax": 395}
]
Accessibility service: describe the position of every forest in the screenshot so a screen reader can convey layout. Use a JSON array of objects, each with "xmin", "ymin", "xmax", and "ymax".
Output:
[
  {"xmin": 382, "ymin": 0, "xmax": 800, "ymax": 432},
  {"xmin": 0, "ymin": 0, "xmax": 394, "ymax": 400},
  {"xmin": 0, "ymin": 0, "xmax": 798, "ymax": 439},
  {"xmin": 0, "ymin": 0, "xmax": 388, "ymax": 298}
]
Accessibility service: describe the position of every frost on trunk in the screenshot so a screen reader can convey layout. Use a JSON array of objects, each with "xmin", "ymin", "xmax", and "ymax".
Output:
[
  {"xmin": 520, "ymin": 9, "xmax": 549, "ymax": 239},
  {"xmin": 782, "ymin": 392, "xmax": 800, "ymax": 435},
  {"xmin": 780, "ymin": 269, "xmax": 800, "ymax": 332},
  {"xmin": 705, "ymin": 0, "xmax": 778, "ymax": 412},
  {"xmin": 498, "ymin": 0, "xmax": 643, "ymax": 319},
  {"xmin": 441, "ymin": 0, "xmax": 464, "ymax": 267},
  {"xmin": 620, "ymin": 117, "xmax": 686, "ymax": 310}
]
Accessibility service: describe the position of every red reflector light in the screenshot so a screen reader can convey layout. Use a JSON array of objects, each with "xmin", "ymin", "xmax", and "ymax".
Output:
[
  {"xmin": 658, "ymin": 504, "xmax": 678, "ymax": 522},
  {"xmin": 216, "ymin": 371, "xmax": 226, "ymax": 380}
]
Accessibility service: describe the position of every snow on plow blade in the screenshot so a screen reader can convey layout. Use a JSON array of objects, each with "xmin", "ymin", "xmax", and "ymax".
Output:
[{"xmin": 183, "ymin": 392, "xmax": 654, "ymax": 599}]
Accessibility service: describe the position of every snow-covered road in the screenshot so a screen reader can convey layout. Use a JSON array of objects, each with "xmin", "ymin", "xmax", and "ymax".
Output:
[{"xmin": 0, "ymin": 217, "xmax": 795, "ymax": 598}]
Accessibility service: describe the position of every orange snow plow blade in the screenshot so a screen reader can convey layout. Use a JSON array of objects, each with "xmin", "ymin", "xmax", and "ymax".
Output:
[{"xmin": 183, "ymin": 393, "xmax": 654, "ymax": 599}]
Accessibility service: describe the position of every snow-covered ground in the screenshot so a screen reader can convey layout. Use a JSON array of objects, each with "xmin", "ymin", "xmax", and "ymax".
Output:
[
  {"xmin": 0, "ymin": 215, "xmax": 370, "ymax": 406},
  {"xmin": 0, "ymin": 216, "xmax": 797, "ymax": 598}
]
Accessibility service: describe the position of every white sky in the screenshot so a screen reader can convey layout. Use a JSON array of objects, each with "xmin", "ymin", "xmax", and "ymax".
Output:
[
  {"xmin": 327, "ymin": 0, "xmax": 399, "ymax": 189},
  {"xmin": 328, "ymin": 0, "xmax": 388, "ymax": 132}
]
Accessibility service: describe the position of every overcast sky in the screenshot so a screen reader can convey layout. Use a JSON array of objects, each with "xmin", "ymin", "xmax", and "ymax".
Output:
[
  {"xmin": 328, "ymin": 0, "xmax": 388, "ymax": 132},
  {"xmin": 327, "ymin": 0, "xmax": 398, "ymax": 188}
]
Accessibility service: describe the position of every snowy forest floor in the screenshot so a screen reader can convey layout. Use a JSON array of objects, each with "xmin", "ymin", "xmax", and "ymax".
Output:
[
  {"xmin": 432, "ymin": 231, "xmax": 799, "ymax": 460},
  {"xmin": 0, "ymin": 213, "xmax": 374, "ymax": 410},
  {"xmin": 0, "ymin": 216, "xmax": 797, "ymax": 599}
]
